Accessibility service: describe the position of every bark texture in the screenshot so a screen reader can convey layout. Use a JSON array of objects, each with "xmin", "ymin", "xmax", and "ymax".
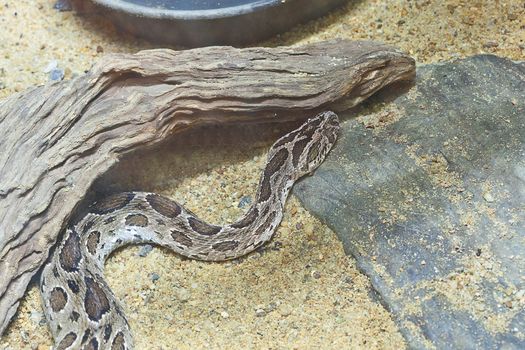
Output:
[{"xmin": 0, "ymin": 40, "xmax": 415, "ymax": 334}]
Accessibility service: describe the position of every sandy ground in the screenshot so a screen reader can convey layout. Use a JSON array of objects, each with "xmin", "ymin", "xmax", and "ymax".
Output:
[{"xmin": 0, "ymin": 0, "xmax": 523, "ymax": 349}]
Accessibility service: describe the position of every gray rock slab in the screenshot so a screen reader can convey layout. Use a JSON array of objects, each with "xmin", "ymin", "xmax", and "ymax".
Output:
[{"xmin": 294, "ymin": 55, "xmax": 524, "ymax": 349}]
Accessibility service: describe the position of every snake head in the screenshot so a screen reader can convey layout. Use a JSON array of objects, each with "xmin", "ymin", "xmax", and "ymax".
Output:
[{"xmin": 293, "ymin": 111, "xmax": 340, "ymax": 179}]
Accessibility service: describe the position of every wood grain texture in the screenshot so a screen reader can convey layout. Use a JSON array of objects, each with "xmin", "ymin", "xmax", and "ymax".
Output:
[{"xmin": 0, "ymin": 40, "xmax": 415, "ymax": 335}]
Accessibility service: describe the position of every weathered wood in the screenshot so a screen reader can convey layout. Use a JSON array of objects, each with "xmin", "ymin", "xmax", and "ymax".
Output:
[{"xmin": 0, "ymin": 40, "xmax": 415, "ymax": 335}]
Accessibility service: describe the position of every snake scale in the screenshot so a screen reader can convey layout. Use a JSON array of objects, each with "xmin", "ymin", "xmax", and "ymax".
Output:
[{"xmin": 40, "ymin": 111, "xmax": 340, "ymax": 350}]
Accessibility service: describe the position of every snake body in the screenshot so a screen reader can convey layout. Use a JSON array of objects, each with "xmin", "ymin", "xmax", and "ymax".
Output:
[{"xmin": 40, "ymin": 111, "xmax": 340, "ymax": 349}]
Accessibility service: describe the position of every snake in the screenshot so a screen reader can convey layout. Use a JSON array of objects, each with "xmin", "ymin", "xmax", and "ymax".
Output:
[{"xmin": 39, "ymin": 111, "xmax": 340, "ymax": 350}]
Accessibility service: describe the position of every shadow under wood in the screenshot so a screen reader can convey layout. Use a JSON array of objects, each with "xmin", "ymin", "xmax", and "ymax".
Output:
[{"xmin": 88, "ymin": 119, "xmax": 304, "ymax": 204}]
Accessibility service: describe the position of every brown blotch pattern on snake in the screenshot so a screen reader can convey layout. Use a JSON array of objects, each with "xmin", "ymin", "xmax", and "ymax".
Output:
[
  {"xmin": 259, "ymin": 175, "xmax": 272, "ymax": 204},
  {"xmin": 86, "ymin": 231, "xmax": 101, "ymax": 255},
  {"xmin": 104, "ymin": 324, "xmax": 112, "ymax": 342},
  {"xmin": 145, "ymin": 194, "xmax": 182, "ymax": 218},
  {"xmin": 84, "ymin": 276, "xmax": 110, "ymax": 322},
  {"xmin": 85, "ymin": 337, "xmax": 99, "ymax": 350},
  {"xmin": 50, "ymin": 287, "xmax": 68, "ymax": 312},
  {"xmin": 265, "ymin": 148, "xmax": 289, "ymax": 177},
  {"xmin": 70, "ymin": 311, "xmax": 80, "ymax": 322},
  {"xmin": 171, "ymin": 230, "xmax": 193, "ymax": 247},
  {"xmin": 211, "ymin": 240, "xmax": 240, "ymax": 252},
  {"xmin": 124, "ymin": 213, "xmax": 149, "ymax": 227},
  {"xmin": 56, "ymin": 332, "xmax": 77, "ymax": 350},
  {"xmin": 67, "ymin": 279, "xmax": 80, "ymax": 294},
  {"xmin": 259, "ymin": 148, "xmax": 288, "ymax": 202},
  {"xmin": 187, "ymin": 217, "xmax": 221, "ymax": 236},
  {"xmin": 291, "ymin": 137, "xmax": 310, "ymax": 166},
  {"xmin": 307, "ymin": 143, "xmax": 321, "ymax": 164},
  {"xmin": 111, "ymin": 332, "xmax": 126, "ymax": 350},
  {"xmin": 81, "ymin": 329, "xmax": 92, "ymax": 344},
  {"xmin": 90, "ymin": 192, "xmax": 135, "ymax": 215},
  {"xmin": 59, "ymin": 229, "xmax": 82, "ymax": 272}
]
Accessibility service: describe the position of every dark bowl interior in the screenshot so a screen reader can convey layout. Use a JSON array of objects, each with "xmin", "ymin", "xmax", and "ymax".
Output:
[{"xmin": 80, "ymin": 0, "xmax": 349, "ymax": 46}]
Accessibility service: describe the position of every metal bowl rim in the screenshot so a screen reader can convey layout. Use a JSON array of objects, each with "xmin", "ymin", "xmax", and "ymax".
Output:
[{"xmin": 93, "ymin": 0, "xmax": 284, "ymax": 19}]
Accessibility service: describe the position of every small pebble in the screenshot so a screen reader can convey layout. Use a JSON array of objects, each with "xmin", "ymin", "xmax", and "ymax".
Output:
[
  {"xmin": 149, "ymin": 272, "xmax": 160, "ymax": 282},
  {"xmin": 49, "ymin": 68, "xmax": 64, "ymax": 81},
  {"xmin": 138, "ymin": 244, "xmax": 153, "ymax": 257},
  {"xmin": 19, "ymin": 330, "xmax": 29, "ymax": 342},
  {"xmin": 255, "ymin": 308, "xmax": 266, "ymax": 317},
  {"xmin": 53, "ymin": 0, "xmax": 72, "ymax": 11},
  {"xmin": 483, "ymin": 41, "xmax": 499, "ymax": 49},
  {"xmin": 220, "ymin": 311, "xmax": 229, "ymax": 319},
  {"xmin": 266, "ymin": 302, "xmax": 278, "ymax": 313},
  {"xmin": 311, "ymin": 270, "xmax": 321, "ymax": 279},
  {"xmin": 139, "ymin": 291, "xmax": 152, "ymax": 304},
  {"xmin": 237, "ymin": 195, "xmax": 252, "ymax": 208}
]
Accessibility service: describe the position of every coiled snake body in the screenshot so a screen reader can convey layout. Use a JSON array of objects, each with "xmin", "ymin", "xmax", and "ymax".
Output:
[{"xmin": 40, "ymin": 111, "xmax": 340, "ymax": 349}]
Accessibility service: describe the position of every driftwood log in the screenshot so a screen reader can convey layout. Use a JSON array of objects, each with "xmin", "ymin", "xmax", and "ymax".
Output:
[{"xmin": 0, "ymin": 40, "xmax": 415, "ymax": 335}]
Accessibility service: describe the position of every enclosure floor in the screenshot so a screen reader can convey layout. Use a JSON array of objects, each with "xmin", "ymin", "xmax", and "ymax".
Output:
[{"xmin": 0, "ymin": 1, "xmax": 523, "ymax": 349}]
